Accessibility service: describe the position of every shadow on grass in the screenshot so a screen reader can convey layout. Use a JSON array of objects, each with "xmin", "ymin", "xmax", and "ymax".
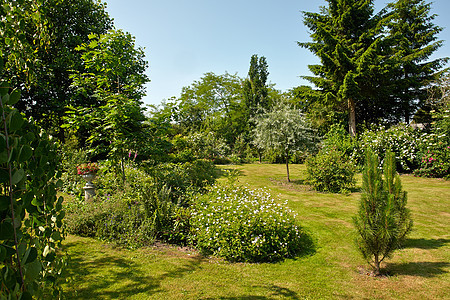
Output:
[
  {"xmin": 202, "ymin": 284, "xmax": 300, "ymax": 300},
  {"xmin": 386, "ymin": 261, "xmax": 450, "ymax": 277},
  {"xmin": 404, "ymin": 238, "xmax": 449, "ymax": 249},
  {"xmin": 63, "ymin": 241, "xmax": 205, "ymax": 299}
]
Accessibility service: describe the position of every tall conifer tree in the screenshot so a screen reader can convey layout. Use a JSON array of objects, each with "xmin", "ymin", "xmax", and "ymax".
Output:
[
  {"xmin": 386, "ymin": 0, "xmax": 448, "ymax": 123},
  {"xmin": 299, "ymin": 0, "xmax": 386, "ymax": 136}
]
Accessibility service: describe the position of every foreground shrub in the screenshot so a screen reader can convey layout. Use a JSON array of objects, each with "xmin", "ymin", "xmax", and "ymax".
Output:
[
  {"xmin": 353, "ymin": 150, "xmax": 413, "ymax": 275},
  {"xmin": 306, "ymin": 148, "xmax": 356, "ymax": 193},
  {"xmin": 191, "ymin": 184, "xmax": 313, "ymax": 262}
]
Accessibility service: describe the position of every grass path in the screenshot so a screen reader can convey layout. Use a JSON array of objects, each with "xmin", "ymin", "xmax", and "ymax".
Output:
[{"xmin": 62, "ymin": 164, "xmax": 450, "ymax": 299}]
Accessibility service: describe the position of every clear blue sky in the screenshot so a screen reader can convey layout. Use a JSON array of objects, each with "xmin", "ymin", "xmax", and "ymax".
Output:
[{"xmin": 104, "ymin": 0, "xmax": 450, "ymax": 106}]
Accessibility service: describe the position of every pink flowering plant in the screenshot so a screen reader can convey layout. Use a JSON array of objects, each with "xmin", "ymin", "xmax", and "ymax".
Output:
[{"xmin": 77, "ymin": 162, "xmax": 99, "ymax": 175}]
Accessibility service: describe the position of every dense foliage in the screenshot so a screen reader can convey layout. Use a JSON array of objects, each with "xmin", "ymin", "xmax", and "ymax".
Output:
[
  {"xmin": 306, "ymin": 148, "xmax": 357, "ymax": 194},
  {"xmin": 0, "ymin": 79, "xmax": 66, "ymax": 298},
  {"xmin": 191, "ymin": 183, "xmax": 312, "ymax": 262}
]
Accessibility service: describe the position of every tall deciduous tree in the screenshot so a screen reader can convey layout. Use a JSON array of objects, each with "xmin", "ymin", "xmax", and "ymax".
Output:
[
  {"xmin": 386, "ymin": 0, "xmax": 448, "ymax": 124},
  {"xmin": 66, "ymin": 30, "xmax": 149, "ymax": 179},
  {"xmin": 252, "ymin": 102, "xmax": 315, "ymax": 182},
  {"xmin": 299, "ymin": 0, "xmax": 389, "ymax": 136},
  {"xmin": 175, "ymin": 72, "xmax": 245, "ymax": 147},
  {"xmin": 1, "ymin": 0, "xmax": 113, "ymax": 140}
]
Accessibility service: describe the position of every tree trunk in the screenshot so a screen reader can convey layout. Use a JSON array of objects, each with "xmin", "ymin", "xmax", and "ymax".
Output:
[
  {"xmin": 285, "ymin": 151, "xmax": 290, "ymax": 182},
  {"xmin": 348, "ymin": 98, "xmax": 356, "ymax": 137},
  {"xmin": 374, "ymin": 254, "xmax": 381, "ymax": 276}
]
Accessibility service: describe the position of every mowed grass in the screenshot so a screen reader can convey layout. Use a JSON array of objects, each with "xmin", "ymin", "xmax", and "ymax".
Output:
[{"xmin": 62, "ymin": 164, "xmax": 450, "ymax": 299}]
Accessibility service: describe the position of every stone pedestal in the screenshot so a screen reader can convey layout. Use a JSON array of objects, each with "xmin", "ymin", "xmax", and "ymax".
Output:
[{"xmin": 82, "ymin": 173, "xmax": 96, "ymax": 201}]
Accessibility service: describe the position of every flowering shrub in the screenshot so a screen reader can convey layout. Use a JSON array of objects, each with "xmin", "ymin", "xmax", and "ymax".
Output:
[
  {"xmin": 191, "ymin": 184, "xmax": 312, "ymax": 262},
  {"xmin": 414, "ymin": 133, "xmax": 450, "ymax": 178},
  {"xmin": 306, "ymin": 148, "xmax": 356, "ymax": 193},
  {"xmin": 77, "ymin": 162, "xmax": 99, "ymax": 175},
  {"xmin": 355, "ymin": 124, "xmax": 420, "ymax": 172}
]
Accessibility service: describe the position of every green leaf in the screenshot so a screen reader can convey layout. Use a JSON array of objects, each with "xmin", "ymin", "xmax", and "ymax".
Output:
[
  {"xmin": 18, "ymin": 145, "xmax": 33, "ymax": 162},
  {"xmin": 50, "ymin": 231, "xmax": 61, "ymax": 242},
  {"xmin": 24, "ymin": 247, "xmax": 38, "ymax": 264},
  {"xmin": 19, "ymin": 291, "xmax": 33, "ymax": 300},
  {"xmin": 23, "ymin": 259, "xmax": 41, "ymax": 282},
  {"xmin": 0, "ymin": 150, "xmax": 8, "ymax": 164},
  {"xmin": 11, "ymin": 168, "xmax": 25, "ymax": 185},
  {"xmin": 0, "ymin": 195, "xmax": 10, "ymax": 211},
  {"xmin": 8, "ymin": 89, "xmax": 21, "ymax": 105},
  {"xmin": 0, "ymin": 221, "xmax": 14, "ymax": 240},
  {"xmin": 0, "ymin": 82, "xmax": 9, "ymax": 96},
  {"xmin": 0, "ymin": 245, "xmax": 6, "ymax": 262},
  {"xmin": 0, "ymin": 135, "xmax": 6, "ymax": 151},
  {"xmin": 0, "ymin": 169, "xmax": 9, "ymax": 184},
  {"xmin": 9, "ymin": 111, "xmax": 25, "ymax": 132}
]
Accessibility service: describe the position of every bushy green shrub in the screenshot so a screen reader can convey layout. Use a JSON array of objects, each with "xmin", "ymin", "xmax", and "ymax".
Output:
[
  {"xmin": 65, "ymin": 165, "xmax": 191, "ymax": 247},
  {"xmin": 191, "ymin": 184, "xmax": 312, "ymax": 262},
  {"xmin": 146, "ymin": 159, "xmax": 217, "ymax": 204},
  {"xmin": 306, "ymin": 148, "xmax": 356, "ymax": 193},
  {"xmin": 322, "ymin": 124, "xmax": 357, "ymax": 157}
]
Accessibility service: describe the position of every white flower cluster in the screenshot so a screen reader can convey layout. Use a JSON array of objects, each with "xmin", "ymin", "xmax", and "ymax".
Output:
[{"xmin": 191, "ymin": 184, "xmax": 303, "ymax": 262}]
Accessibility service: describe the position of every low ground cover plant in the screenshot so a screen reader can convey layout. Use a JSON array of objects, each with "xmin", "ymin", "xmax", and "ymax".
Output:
[{"xmin": 190, "ymin": 183, "xmax": 313, "ymax": 262}]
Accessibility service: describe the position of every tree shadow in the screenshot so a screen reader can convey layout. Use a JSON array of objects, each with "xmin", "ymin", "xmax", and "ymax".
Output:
[
  {"xmin": 202, "ymin": 284, "xmax": 300, "ymax": 300},
  {"xmin": 386, "ymin": 261, "xmax": 449, "ymax": 278},
  {"xmin": 63, "ymin": 241, "xmax": 205, "ymax": 299},
  {"xmin": 403, "ymin": 238, "xmax": 449, "ymax": 249}
]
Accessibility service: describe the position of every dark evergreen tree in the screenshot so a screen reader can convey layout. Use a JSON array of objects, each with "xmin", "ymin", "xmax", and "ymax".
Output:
[
  {"xmin": 299, "ymin": 0, "xmax": 387, "ymax": 136},
  {"xmin": 353, "ymin": 150, "xmax": 413, "ymax": 275},
  {"xmin": 386, "ymin": 0, "xmax": 449, "ymax": 124}
]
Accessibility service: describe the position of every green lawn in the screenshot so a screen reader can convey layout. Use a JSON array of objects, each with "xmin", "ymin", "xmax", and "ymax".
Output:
[{"xmin": 62, "ymin": 164, "xmax": 450, "ymax": 299}]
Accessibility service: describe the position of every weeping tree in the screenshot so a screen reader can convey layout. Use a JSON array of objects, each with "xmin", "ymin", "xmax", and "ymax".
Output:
[
  {"xmin": 353, "ymin": 150, "xmax": 413, "ymax": 275},
  {"xmin": 252, "ymin": 102, "xmax": 315, "ymax": 182}
]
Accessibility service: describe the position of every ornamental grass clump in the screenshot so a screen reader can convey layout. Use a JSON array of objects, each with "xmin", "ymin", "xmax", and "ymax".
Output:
[{"xmin": 191, "ymin": 183, "xmax": 312, "ymax": 262}]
